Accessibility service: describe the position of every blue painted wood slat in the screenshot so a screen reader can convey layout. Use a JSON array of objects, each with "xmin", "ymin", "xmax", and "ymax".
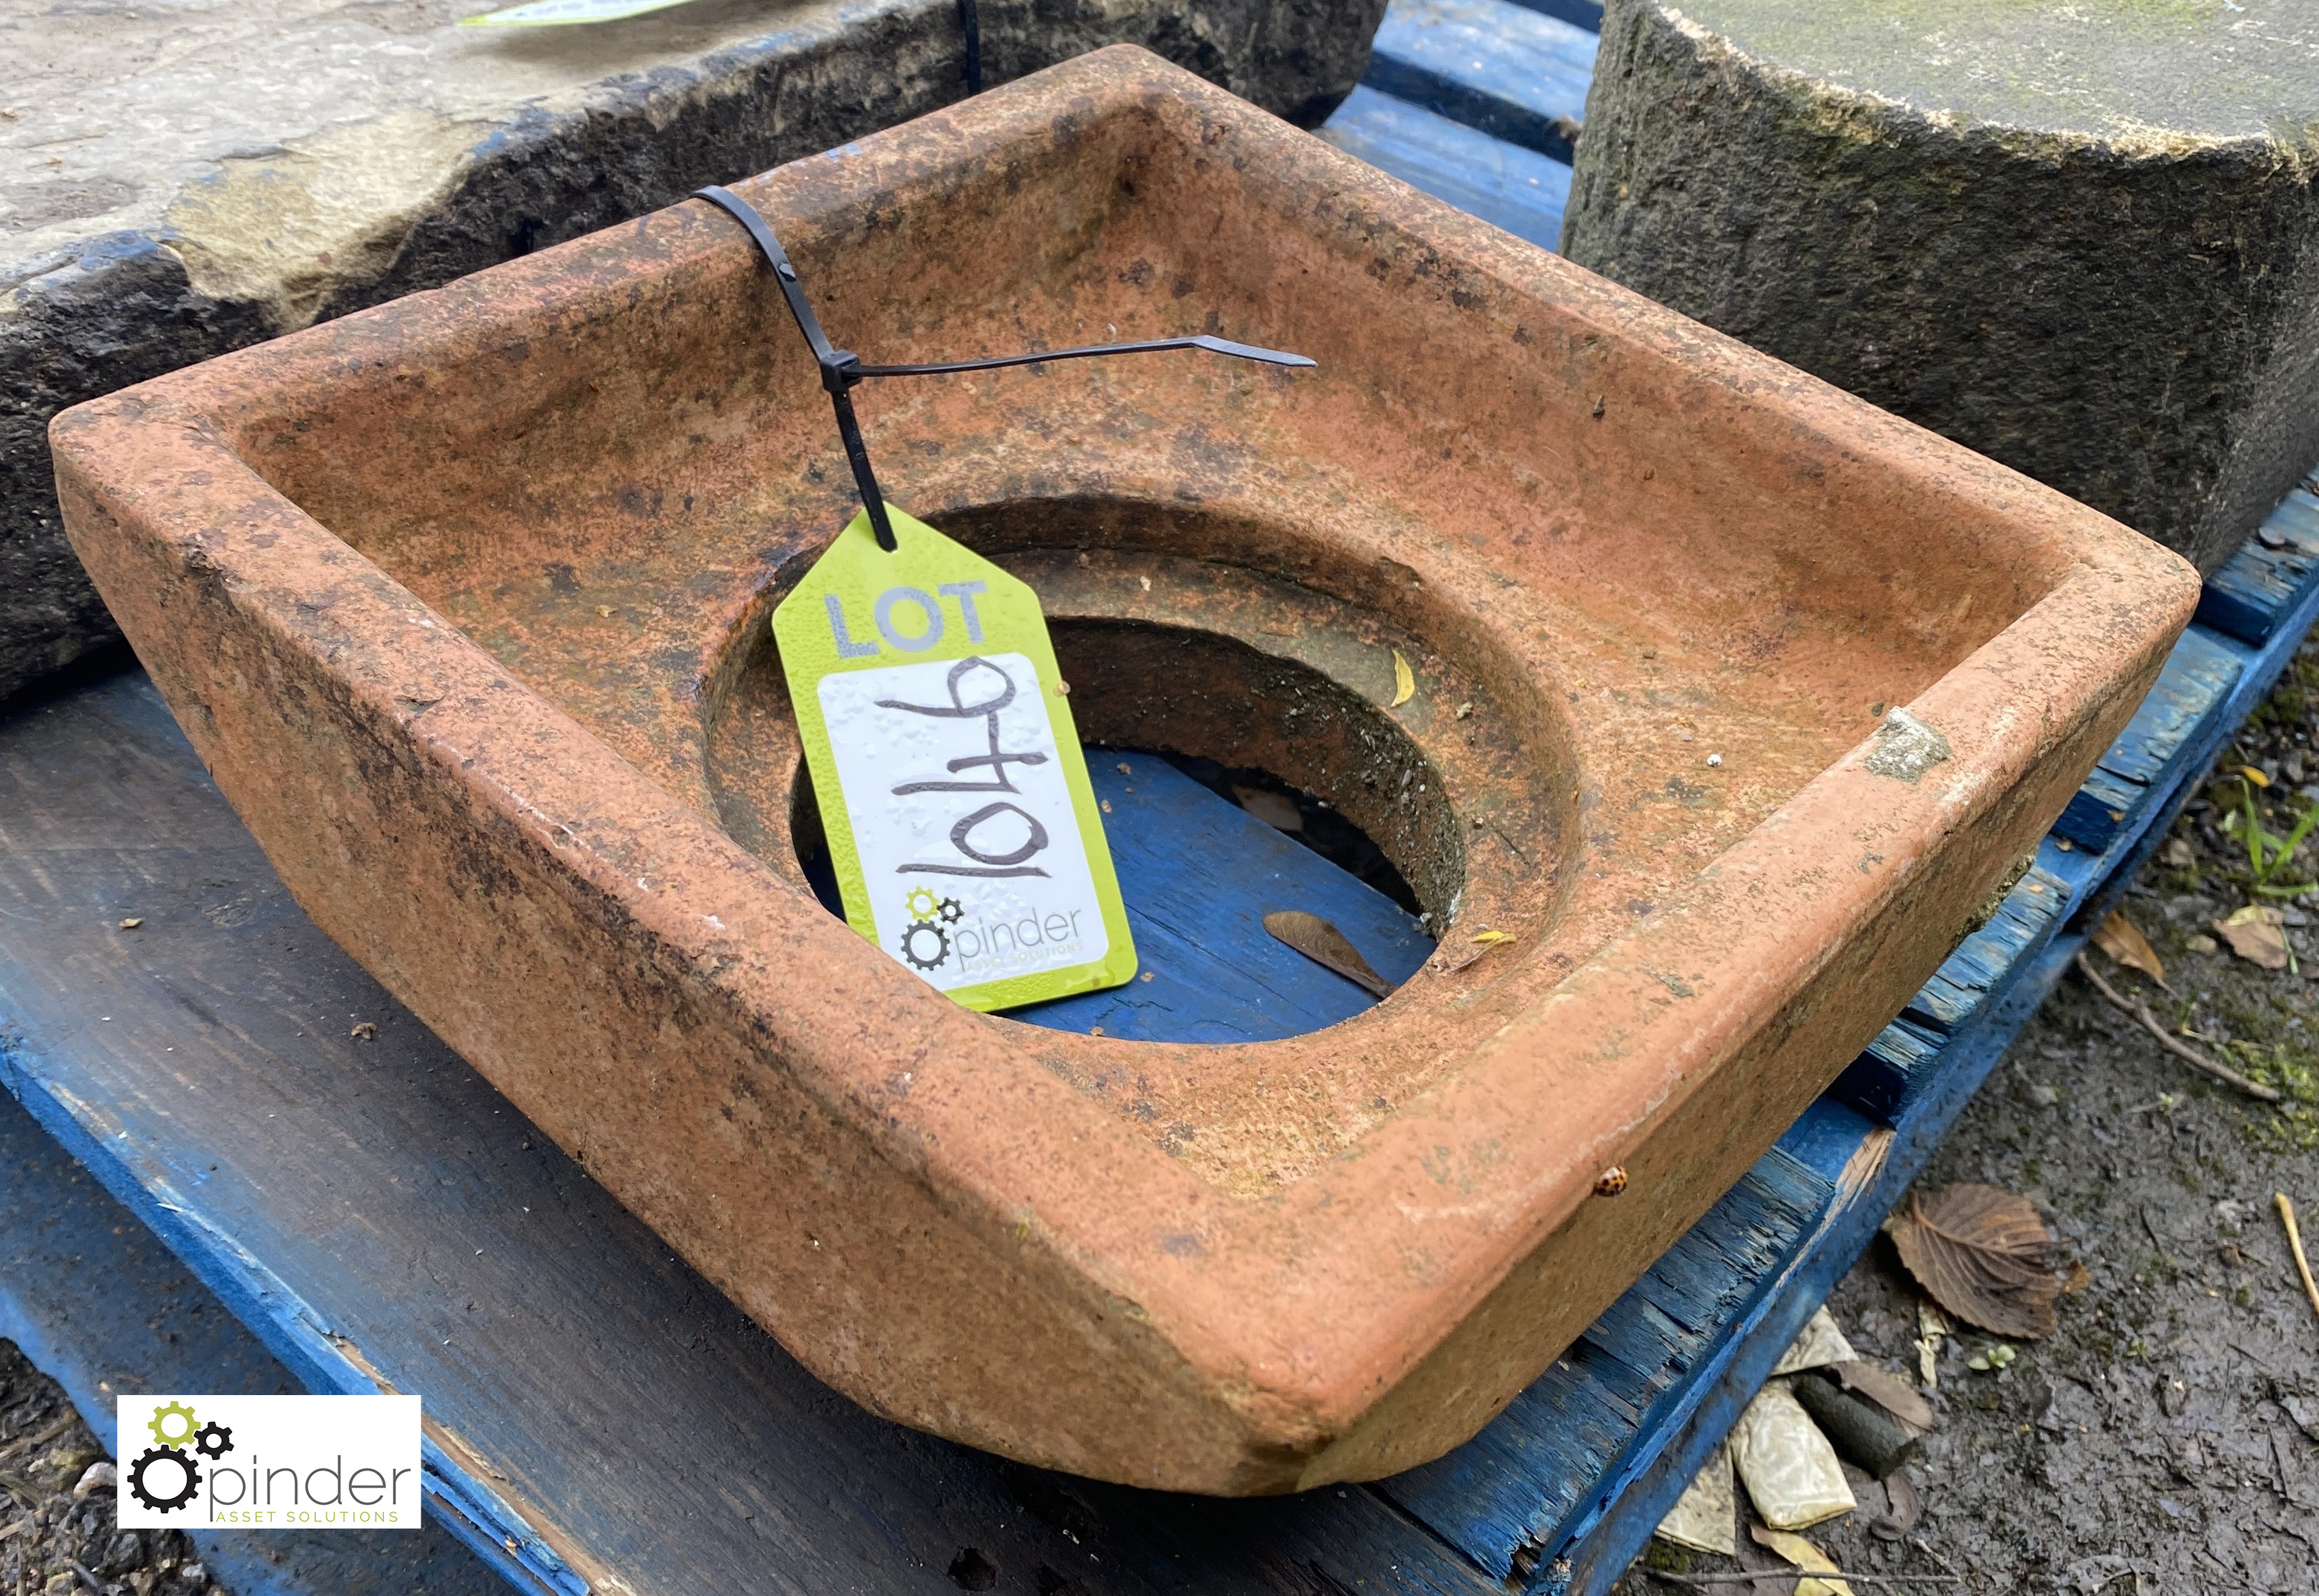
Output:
[
  {"xmin": 1360, "ymin": 0, "xmax": 1600, "ymax": 164},
  {"xmin": 2195, "ymin": 486, "xmax": 2319, "ymax": 645},
  {"xmin": 0, "ymin": 1092, "xmax": 505, "ymax": 1596},
  {"xmin": 1016, "ymin": 757, "xmax": 1432, "ymax": 1041},
  {"xmin": 1502, "ymin": 0, "xmax": 1603, "ymax": 32},
  {"xmin": 2052, "ymin": 625, "xmax": 2245, "ymax": 851},
  {"xmin": 1318, "ymin": 85, "xmax": 1574, "ymax": 252}
]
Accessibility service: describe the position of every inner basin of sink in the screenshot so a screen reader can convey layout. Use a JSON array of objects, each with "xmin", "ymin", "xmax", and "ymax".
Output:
[
  {"xmin": 793, "ymin": 747, "xmax": 1440, "ymax": 1046},
  {"xmin": 52, "ymin": 45, "xmax": 2200, "ymax": 1493}
]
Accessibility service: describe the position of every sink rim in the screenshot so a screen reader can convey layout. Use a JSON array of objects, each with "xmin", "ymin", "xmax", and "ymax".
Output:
[{"xmin": 52, "ymin": 46, "xmax": 2201, "ymax": 1491}]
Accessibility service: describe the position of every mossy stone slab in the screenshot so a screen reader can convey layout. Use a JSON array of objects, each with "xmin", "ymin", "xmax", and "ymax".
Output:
[{"xmin": 0, "ymin": 0, "xmax": 1383, "ymax": 702}]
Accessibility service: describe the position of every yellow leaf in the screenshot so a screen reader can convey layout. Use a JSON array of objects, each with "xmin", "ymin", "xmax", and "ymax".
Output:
[
  {"xmin": 2240, "ymin": 764, "xmax": 2272, "ymax": 788},
  {"xmin": 1391, "ymin": 649, "xmax": 1415, "ymax": 707},
  {"xmin": 1471, "ymin": 929, "xmax": 1516, "ymax": 946},
  {"xmin": 1748, "ymin": 1526, "xmax": 1854, "ymax": 1596},
  {"xmin": 2090, "ymin": 911, "xmax": 2166, "ymax": 989}
]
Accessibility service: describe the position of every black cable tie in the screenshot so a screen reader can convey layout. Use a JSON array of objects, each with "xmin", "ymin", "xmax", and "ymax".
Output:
[
  {"xmin": 850, "ymin": 335, "xmax": 1314, "ymax": 380},
  {"xmin": 690, "ymin": 184, "xmax": 1314, "ymax": 556},
  {"xmin": 957, "ymin": 0, "xmax": 983, "ymax": 95}
]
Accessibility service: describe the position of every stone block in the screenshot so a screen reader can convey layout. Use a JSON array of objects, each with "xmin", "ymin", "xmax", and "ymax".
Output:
[
  {"xmin": 1562, "ymin": 0, "xmax": 2319, "ymax": 574},
  {"xmin": 1, "ymin": 0, "xmax": 1384, "ymax": 701}
]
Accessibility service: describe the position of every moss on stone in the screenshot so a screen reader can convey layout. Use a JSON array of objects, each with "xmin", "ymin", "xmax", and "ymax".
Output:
[{"xmin": 1673, "ymin": 0, "xmax": 2319, "ymax": 141}]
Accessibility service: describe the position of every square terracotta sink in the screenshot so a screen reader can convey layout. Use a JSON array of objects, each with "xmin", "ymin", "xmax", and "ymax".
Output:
[{"xmin": 53, "ymin": 47, "xmax": 2196, "ymax": 1493}]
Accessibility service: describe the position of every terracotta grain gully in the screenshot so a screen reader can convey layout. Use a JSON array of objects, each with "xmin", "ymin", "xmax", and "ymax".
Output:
[{"xmin": 51, "ymin": 48, "xmax": 2198, "ymax": 1493}]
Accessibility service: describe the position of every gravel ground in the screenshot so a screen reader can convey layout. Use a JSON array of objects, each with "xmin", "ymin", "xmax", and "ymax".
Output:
[
  {"xmin": 0, "ymin": 1340, "xmax": 220, "ymax": 1596},
  {"xmin": 1619, "ymin": 643, "xmax": 2319, "ymax": 1594}
]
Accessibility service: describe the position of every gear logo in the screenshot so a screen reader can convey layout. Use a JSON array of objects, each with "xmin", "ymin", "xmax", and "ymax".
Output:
[
  {"xmin": 115, "ymin": 1391, "xmax": 423, "ymax": 1528},
  {"xmin": 126, "ymin": 1400, "xmax": 230, "ymax": 1515},
  {"xmin": 899, "ymin": 919, "xmax": 951, "ymax": 972},
  {"xmin": 128, "ymin": 1446, "xmax": 201, "ymax": 1513},
  {"xmin": 147, "ymin": 1400, "xmax": 199, "ymax": 1450},
  {"xmin": 896, "ymin": 892, "xmax": 964, "ymax": 973}
]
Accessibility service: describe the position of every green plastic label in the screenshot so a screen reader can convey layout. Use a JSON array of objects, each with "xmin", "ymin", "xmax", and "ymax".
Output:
[
  {"xmin": 459, "ymin": 0, "xmax": 698, "ymax": 25},
  {"xmin": 772, "ymin": 505, "xmax": 1137, "ymax": 1010}
]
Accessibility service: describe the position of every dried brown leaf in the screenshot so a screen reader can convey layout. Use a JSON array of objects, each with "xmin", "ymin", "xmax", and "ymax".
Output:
[
  {"xmin": 1264, "ymin": 910, "xmax": 1392, "ymax": 997},
  {"xmin": 1232, "ymin": 786, "xmax": 1303, "ymax": 833},
  {"xmin": 1884, "ymin": 1183, "xmax": 2061, "ymax": 1340},
  {"xmin": 2091, "ymin": 911, "xmax": 2166, "ymax": 989},
  {"xmin": 2215, "ymin": 904, "xmax": 2290, "ymax": 970}
]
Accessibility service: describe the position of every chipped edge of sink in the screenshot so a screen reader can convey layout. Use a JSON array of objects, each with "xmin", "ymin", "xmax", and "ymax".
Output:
[{"xmin": 49, "ymin": 46, "xmax": 2203, "ymax": 1492}]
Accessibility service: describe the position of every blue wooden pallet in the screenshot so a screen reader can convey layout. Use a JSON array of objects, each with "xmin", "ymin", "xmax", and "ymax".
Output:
[
  {"xmin": 6, "ymin": 0, "xmax": 2319, "ymax": 1580},
  {"xmin": 1317, "ymin": 86, "xmax": 1573, "ymax": 252},
  {"xmin": 7, "ymin": 492, "xmax": 2315, "ymax": 1596},
  {"xmin": 2195, "ymin": 480, "xmax": 2319, "ymax": 645},
  {"xmin": 1356, "ymin": 0, "xmax": 1598, "ymax": 164}
]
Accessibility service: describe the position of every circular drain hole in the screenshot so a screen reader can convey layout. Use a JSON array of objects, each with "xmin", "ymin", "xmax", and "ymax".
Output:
[
  {"xmin": 751, "ymin": 617, "xmax": 1447, "ymax": 1037},
  {"xmin": 702, "ymin": 515, "xmax": 1579, "ymax": 1040}
]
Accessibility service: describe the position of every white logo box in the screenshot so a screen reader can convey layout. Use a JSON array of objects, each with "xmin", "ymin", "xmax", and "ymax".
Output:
[{"xmin": 117, "ymin": 1394, "xmax": 421, "ymax": 1530}]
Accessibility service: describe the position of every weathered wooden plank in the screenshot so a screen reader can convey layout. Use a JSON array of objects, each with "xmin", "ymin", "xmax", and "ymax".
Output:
[
  {"xmin": 1826, "ymin": 848, "xmax": 2100, "ymax": 1127},
  {"xmin": 1504, "ymin": 0, "xmax": 1603, "ymax": 31},
  {"xmin": 2053, "ymin": 624, "xmax": 2245, "ymax": 851},
  {"xmin": 2194, "ymin": 485, "xmax": 2319, "ymax": 645},
  {"xmin": 0, "ymin": 670, "xmax": 1489, "ymax": 1596},
  {"xmin": 0, "ymin": 1092, "xmax": 505, "ymax": 1596},
  {"xmin": 1360, "ymin": 0, "xmax": 1598, "ymax": 163},
  {"xmin": 1828, "ymin": 1014, "xmax": 1947, "ymax": 1126},
  {"xmin": 1318, "ymin": 85, "xmax": 1572, "ymax": 252},
  {"xmin": 1901, "ymin": 855, "xmax": 2074, "ymax": 1033},
  {"xmin": 2071, "ymin": 532, "xmax": 2319, "ymax": 935}
]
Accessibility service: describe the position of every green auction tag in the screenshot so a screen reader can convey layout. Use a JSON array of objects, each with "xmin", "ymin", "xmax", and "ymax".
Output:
[{"xmin": 774, "ymin": 503, "xmax": 1137, "ymax": 1010}]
